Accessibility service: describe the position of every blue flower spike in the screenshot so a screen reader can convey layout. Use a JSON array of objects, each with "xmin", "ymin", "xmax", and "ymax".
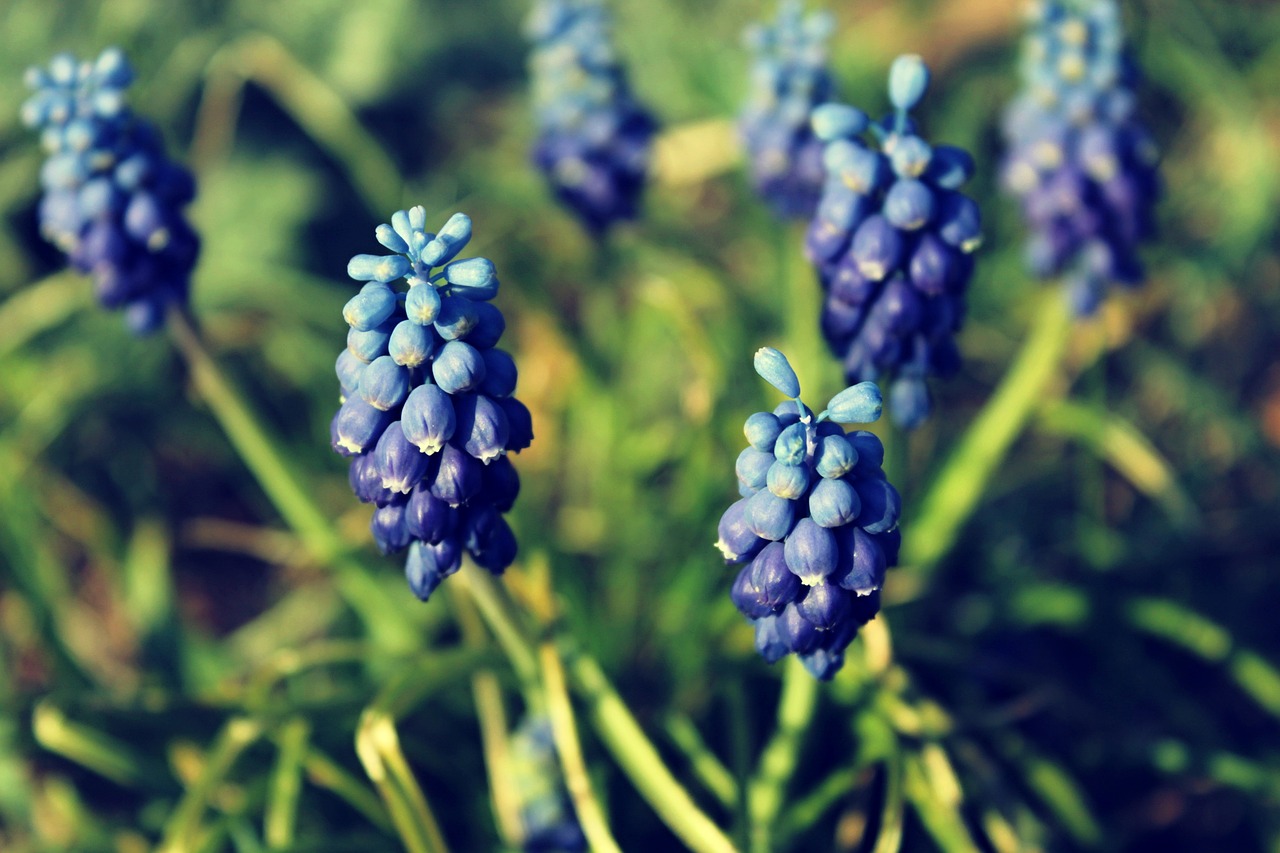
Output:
[
  {"xmin": 331, "ymin": 209, "xmax": 531, "ymax": 602},
  {"xmin": 21, "ymin": 48, "xmax": 199, "ymax": 333},
  {"xmin": 805, "ymin": 53, "xmax": 979, "ymax": 429},
  {"xmin": 526, "ymin": 0, "xmax": 659, "ymax": 235},
  {"xmin": 1002, "ymin": 0, "xmax": 1159, "ymax": 316},
  {"xmin": 739, "ymin": 0, "xmax": 838, "ymax": 219},
  {"xmin": 719, "ymin": 348, "xmax": 899, "ymax": 680}
]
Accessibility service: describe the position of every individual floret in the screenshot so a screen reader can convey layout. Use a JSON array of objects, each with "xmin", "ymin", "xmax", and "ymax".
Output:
[
  {"xmin": 525, "ymin": 0, "xmax": 659, "ymax": 234},
  {"xmin": 331, "ymin": 207, "xmax": 532, "ymax": 601},
  {"xmin": 805, "ymin": 55, "xmax": 981, "ymax": 429},
  {"xmin": 21, "ymin": 48, "xmax": 199, "ymax": 333},
  {"xmin": 739, "ymin": 0, "xmax": 836, "ymax": 219},
  {"xmin": 717, "ymin": 348, "xmax": 899, "ymax": 680},
  {"xmin": 1001, "ymin": 0, "xmax": 1159, "ymax": 315}
]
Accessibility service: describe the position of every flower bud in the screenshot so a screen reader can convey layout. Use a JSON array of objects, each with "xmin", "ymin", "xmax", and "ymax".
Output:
[
  {"xmin": 406, "ymin": 485, "xmax": 456, "ymax": 544},
  {"xmin": 400, "ymin": 383, "xmax": 456, "ymax": 454},
  {"xmin": 716, "ymin": 498, "xmax": 764, "ymax": 564},
  {"xmin": 388, "ymin": 319, "xmax": 435, "ymax": 368},
  {"xmin": 405, "ymin": 282, "xmax": 442, "ymax": 325},
  {"xmin": 888, "ymin": 54, "xmax": 929, "ymax": 111},
  {"xmin": 814, "ymin": 433, "xmax": 857, "ymax": 479},
  {"xmin": 374, "ymin": 421, "xmax": 433, "ymax": 494},
  {"xmin": 371, "ymin": 503, "xmax": 412, "ymax": 554},
  {"xmin": 852, "ymin": 477, "xmax": 901, "ymax": 535},
  {"xmin": 753, "ymin": 346, "xmax": 801, "ymax": 398},
  {"xmin": 808, "ymin": 477, "xmax": 860, "ymax": 528},
  {"xmin": 824, "ymin": 381, "xmax": 883, "ymax": 424},
  {"xmin": 454, "ymin": 393, "xmax": 510, "ymax": 464},
  {"xmin": 331, "ymin": 397, "xmax": 390, "ymax": 456},
  {"xmin": 736, "ymin": 447, "xmax": 773, "ymax": 491},
  {"xmin": 784, "ymin": 518, "xmax": 837, "ymax": 585},
  {"xmin": 796, "ymin": 580, "xmax": 851, "ymax": 630},
  {"xmin": 766, "ymin": 461, "xmax": 810, "ymax": 500},
  {"xmin": 430, "ymin": 443, "xmax": 483, "ymax": 507},
  {"xmin": 744, "ymin": 412, "xmax": 782, "ymax": 451},
  {"xmin": 358, "ymin": 355, "xmax": 410, "ymax": 411},
  {"xmin": 745, "ymin": 489, "xmax": 796, "ymax": 541},
  {"xmin": 810, "ymin": 103, "xmax": 869, "ymax": 141},
  {"xmin": 432, "ymin": 340, "xmax": 486, "ymax": 394}
]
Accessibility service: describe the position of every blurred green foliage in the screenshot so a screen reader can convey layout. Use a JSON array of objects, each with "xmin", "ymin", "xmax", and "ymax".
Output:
[{"xmin": 2, "ymin": 0, "xmax": 1280, "ymax": 850}]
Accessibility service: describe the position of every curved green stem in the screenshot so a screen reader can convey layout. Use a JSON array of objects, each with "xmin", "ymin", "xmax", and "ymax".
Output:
[
  {"xmin": 540, "ymin": 642, "xmax": 625, "ymax": 853},
  {"xmin": 568, "ymin": 652, "xmax": 739, "ymax": 853},
  {"xmin": 159, "ymin": 717, "xmax": 265, "ymax": 853},
  {"xmin": 746, "ymin": 657, "xmax": 819, "ymax": 853},
  {"xmin": 167, "ymin": 310, "xmax": 416, "ymax": 653},
  {"xmin": 899, "ymin": 292, "xmax": 1075, "ymax": 592},
  {"xmin": 356, "ymin": 708, "xmax": 451, "ymax": 853}
]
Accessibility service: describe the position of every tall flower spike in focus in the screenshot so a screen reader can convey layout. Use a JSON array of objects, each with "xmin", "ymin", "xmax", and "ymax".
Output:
[
  {"xmin": 525, "ymin": 0, "xmax": 659, "ymax": 235},
  {"xmin": 331, "ymin": 207, "xmax": 533, "ymax": 602},
  {"xmin": 1002, "ymin": 0, "xmax": 1159, "ymax": 316},
  {"xmin": 21, "ymin": 48, "xmax": 199, "ymax": 334},
  {"xmin": 740, "ymin": 0, "xmax": 836, "ymax": 219},
  {"xmin": 806, "ymin": 55, "xmax": 981, "ymax": 429},
  {"xmin": 717, "ymin": 348, "xmax": 900, "ymax": 680}
]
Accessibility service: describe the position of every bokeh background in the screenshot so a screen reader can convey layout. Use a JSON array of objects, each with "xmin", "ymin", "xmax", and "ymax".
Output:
[{"xmin": 1, "ymin": 0, "xmax": 1279, "ymax": 850}]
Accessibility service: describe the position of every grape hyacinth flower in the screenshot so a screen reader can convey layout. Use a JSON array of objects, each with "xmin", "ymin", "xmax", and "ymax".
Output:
[
  {"xmin": 510, "ymin": 716, "xmax": 587, "ymax": 852},
  {"xmin": 331, "ymin": 207, "xmax": 532, "ymax": 602},
  {"xmin": 21, "ymin": 48, "xmax": 199, "ymax": 333},
  {"xmin": 1002, "ymin": 0, "xmax": 1159, "ymax": 316},
  {"xmin": 717, "ymin": 347, "xmax": 901, "ymax": 680},
  {"xmin": 805, "ymin": 55, "xmax": 981, "ymax": 429},
  {"xmin": 525, "ymin": 0, "xmax": 659, "ymax": 234},
  {"xmin": 739, "ymin": 0, "xmax": 836, "ymax": 219}
]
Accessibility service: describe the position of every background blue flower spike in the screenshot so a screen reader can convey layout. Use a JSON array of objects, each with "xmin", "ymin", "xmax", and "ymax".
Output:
[
  {"xmin": 1001, "ymin": 0, "xmax": 1160, "ymax": 316},
  {"xmin": 739, "ymin": 0, "xmax": 836, "ymax": 219},
  {"xmin": 526, "ymin": 0, "xmax": 659, "ymax": 235},
  {"xmin": 21, "ymin": 48, "xmax": 199, "ymax": 333},
  {"xmin": 805, "ymin": 53, "xmax": 980, "ymax": 429}
]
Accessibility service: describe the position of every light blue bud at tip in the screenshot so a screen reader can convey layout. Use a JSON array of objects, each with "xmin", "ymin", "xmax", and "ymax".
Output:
[
  {"xmin": 888, "ymin": 54, "xmax": 930, "ymax": 112},
  {"xmin": 347, "ymin": 253, "xmax": 410, "ymax": 284},
  {"xmin": 811, "ymin": 103, "xmax": 869, "ymax": 142},
  {"xmin": 375, "ymin": 223, "xmax": 409, "ymax": 254},
  {"xmin": 754, "ymin": 347, "xmax": 801, "ymax": 398},
  {"xmin": 421, "ymin": 212, "xmax": 473, "ymax": 267}
]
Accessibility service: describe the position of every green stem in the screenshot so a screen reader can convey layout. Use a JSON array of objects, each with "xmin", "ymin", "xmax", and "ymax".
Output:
[
  {"xmin": 900, "ymin": 291, "xmax": 1074, "ymax": 589},
  {"xmin": 665, "ymin": 713, "xmax": 738, "ymax": 809},
  {"xmin": 461, "ymin": 570, "xmax": 735, "ymax": 851},
  {"xmin": 540, "ymin": 642, "xmax": 625, "ymax": 853},
  {"xmin": 301, "ymin": 746, "xmax": 392, "ymax": 831},
  {"xmin": 167, "ymin": 310, "xmax": 416, "ymax": 653},
  {"xmin": 159, "ymin": 717, "xmax": 266, "ymax": 853},
  {"xmin": 747, "ymin": 657, "xmax": 819, "ymax": 853},
  {"xmin": 265, "ymin": 718, "xmax": 310, "ymax": 850},
  {"xmin": 448, "ymin": 583, "xmax": 523, "ymax": 847},
  {"xmin": 356, "ymin": 709, "xmax": 451, "ymax": 853},
  {"xmin": 569, "ymin": 653, "xmax": 739, "ymax": 853},
  {"xmin": 455, "ymin": 566, "xmax": 541, "ymax": 698}
]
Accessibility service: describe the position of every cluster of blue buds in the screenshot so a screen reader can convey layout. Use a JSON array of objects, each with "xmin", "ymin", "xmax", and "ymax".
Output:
[
  {"xmin": 805, "ymin": 56, "xmax": 981, "ymax": 429},
  {"xmin": 739, "ymin": 0, "xmax": 836, "ymax": 219},
  {"xmin": 510, "ymin": 716, "xmax": 587, "ymax": 852},
  {"xmin": 330, "ymin": 207, "xmax": 532, "ymax": 601},
  {"xmin": 717, "ymin": 348, "xmax": 901, "ymax": 680},
  {"xmin": 525, "ymin": 0, "xmax": 659, "ymax": 234},
  {"xmin": 21, "ymin": 48, "xmax": 199, "ymax": 334},
  {"xmin": 1001, "ymin": 0, "xmax": 1159, "ymax": 315}
]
